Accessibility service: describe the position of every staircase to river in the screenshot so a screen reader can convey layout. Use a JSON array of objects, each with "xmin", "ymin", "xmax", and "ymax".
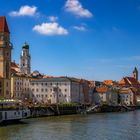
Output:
[{"xmin": 86, "ymin": 105, "xmax": 99, "ymax": 113}]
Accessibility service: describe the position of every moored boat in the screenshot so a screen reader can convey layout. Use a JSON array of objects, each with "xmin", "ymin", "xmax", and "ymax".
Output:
[{"xmin": 0, "ymin": 99, "xmax": 30, "ymax": 123}]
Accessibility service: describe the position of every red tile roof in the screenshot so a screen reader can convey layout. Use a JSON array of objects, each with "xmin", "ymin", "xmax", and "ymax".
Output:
[
  {"xmin": 96, "ymin": 87, "xmax": 108, "ymax": 93},
  {"xmin": 0, "ymin": 16, "xmax": 10, "ymax": 33},
  {"xmin": 119, "ymin": 77, "xmax": 140, "ymax": 86},
  {"xmin": 11, "ymin": 61, "xmax": 20, "ymax": 74},
  {"xmin": 103, "ymin": 80, "xmax": 113, "ymax": 85},
  {"xmin": 11, "ymin": 61, "xmax": 19, "ymax": 68}
]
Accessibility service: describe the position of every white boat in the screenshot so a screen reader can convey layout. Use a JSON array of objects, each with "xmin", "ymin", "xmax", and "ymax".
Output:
[{"xmin": 0, "ymin": 99, "xmax": 30, "ymax": 123}]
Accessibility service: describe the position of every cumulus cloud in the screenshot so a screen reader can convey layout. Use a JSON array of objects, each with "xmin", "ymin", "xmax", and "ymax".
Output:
[
  {"xmin": 65, "ymin": 0, "xmax": 92, "ymax": 18},
  {"xmin": 48, "ymin": 16, "xmax": 58, "ymax": 22},
  {"xmin": 73, "ymin": 25, "xmax": 87, "ymax": 31},
  {"xmin": 33, "ymin": 22, "xmax": 68, "ymax": 36},
  {"xmin": 9, "ymin": 5, "xmax": 38, "ymax": 17}
]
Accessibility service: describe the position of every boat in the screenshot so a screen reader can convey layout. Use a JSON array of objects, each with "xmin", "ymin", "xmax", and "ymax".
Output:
[{"xmin": 0, "ymin": 99, "xmax": 30, "ymax": 123}]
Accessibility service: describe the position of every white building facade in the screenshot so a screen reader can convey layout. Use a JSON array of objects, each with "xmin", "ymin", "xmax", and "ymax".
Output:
[{"xmin": 30, "ymin": 77, "xmax": 86, "ymax": 104}]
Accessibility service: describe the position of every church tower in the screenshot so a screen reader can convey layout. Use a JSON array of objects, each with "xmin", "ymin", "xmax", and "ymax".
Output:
[
  {"xmin": 20, "ymin": 42, "xmax": 31, "ymax": 74},
  {"xmin": 133, "ymin": 67, "xmax": 138, "ymax": 81},
  {"xmin": 0, "ymin": 16, "xmax": 12, "ymax": 98}
]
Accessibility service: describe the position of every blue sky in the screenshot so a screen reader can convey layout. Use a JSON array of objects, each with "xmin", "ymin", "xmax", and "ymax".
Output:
[{"xmin": 1, "ymin": 0, "xmax": 140, "ymax": 81}]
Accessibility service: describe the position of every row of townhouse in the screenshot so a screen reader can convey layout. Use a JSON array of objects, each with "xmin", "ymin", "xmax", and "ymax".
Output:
[
  {"xmin": 11, "ymin": 74, "xmax": 94, "ymax": 104},
  {"xmin": 93, "ymin": 67, "xmax": 140, "ymax": 106},
  {"xmin": 93, "ymin": 86, "xmax": 140, "ymax": 106},
  {"xmin": 11, "ymin": 61, "xmax": 94, "ymax": 104},
  {"xmin": 11, "ymin": 75, "xmax": 140, "ymax": 106}
]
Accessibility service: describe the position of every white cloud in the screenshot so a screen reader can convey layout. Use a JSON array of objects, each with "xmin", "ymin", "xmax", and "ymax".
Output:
[
  {"xmin": 9, "ymin": 5, "xmax": 38, "ymax": 17},
  {"xmin": 65, "ymin": 0, "xmax": 93, "ymax": 18},
  {"xmin": 33, "ymin": 22, "xmax": 68, "ymax": 36},
  {"xmin": 48, "ymin": 16, "xmax": 58, "ymax": 22},
  {"xmin": 73, "ymin": 25, "xmax": 87, "ymax": 31}
]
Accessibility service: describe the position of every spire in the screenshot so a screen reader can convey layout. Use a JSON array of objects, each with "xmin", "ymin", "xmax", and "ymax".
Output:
[
  {"xmin": 133, "ymin": 67, "xmax": 138, "ymax": 73},
  {"xmin": 0, "ymin": 16, "xmax": 10, "ymax": 33},
  {"xmin": 133, "ymin": 67, "xmax": 138, "ymax": 81}
]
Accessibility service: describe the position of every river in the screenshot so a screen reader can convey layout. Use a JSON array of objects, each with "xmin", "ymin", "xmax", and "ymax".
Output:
[{"xmin": 0, "ymin": 110, "xmax": 140, "ymax": 140}]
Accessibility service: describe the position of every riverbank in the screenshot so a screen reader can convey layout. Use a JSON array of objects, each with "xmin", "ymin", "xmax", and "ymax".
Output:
[{"xmin": 29, "ymin": 104, "xmax": 139, "ymax": 118}]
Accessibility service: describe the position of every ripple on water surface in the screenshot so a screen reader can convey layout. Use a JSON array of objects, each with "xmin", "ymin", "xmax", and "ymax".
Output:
[{"xmin": 0, "ymin": 111, "xmax": 140, "ymax": 140}]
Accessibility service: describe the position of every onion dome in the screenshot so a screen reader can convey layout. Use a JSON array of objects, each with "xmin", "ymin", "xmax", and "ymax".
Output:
[{"xmin": 22, "ymin": 42, "xmax": 29, "ymax": 49}]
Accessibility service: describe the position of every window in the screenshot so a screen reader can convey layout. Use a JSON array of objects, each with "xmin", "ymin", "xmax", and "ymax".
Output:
[
  {"xmin": 32, "ymin": 83, "xmax": 34, "ymax": 86},
  {"xmin": 65, "ymin": 89, "xmax": 67, "ymax": 92},
  {"xmin": 41, "ymin": 83, "xmax": 43, "ymax": 86},
  {"xmin": 59, "ymin": 89, "xmax": 61, "ymax": 92},
  {"xmin": 50, "ymin": 89, "xmax": 52, "ymax": 92},
  {"xmin": 32, "ymin": 89, "xmax": 34, "ymax": 92},
  {"xmin": 41, "ymin": 89, "xmax": 44, "ymax": 92},
  {"xmin": 0, "ymin": 35, "xmax": 3, "ymax": 41},
  {"xmin": 6, "ymin": 91, "xmax": 9, "ymax": 95},
  {"xmin": 65, "ymin": 94, "xmax": 67, "ymax": 97},
  {"xmin": 45, "ymin": 89, "xmax": 48, "ymax": 92},
  {"xmin": 36, "ymin": 89, "xmax": 39, "ymax": 92},
  {"xmin": 50, "ymin": 94, "xmax": 52, "ymax": 97},
  {"xmin": 45, "ymin": 95, "xmax": 47, "ymax": 97},
  {"xmin": 59, "ymin": 94, "xmax": 61, "ymax": 97},
  {"xmin": 45, "ymin": 83, "xmax": 47, "ymax": 86},
  {"xmin": 41, "ymin": 95, "xmax": 44, "ymax": 97},
  {"xmin": 50, "ymin": 83, "xmax": 52, "ymax": 86}
]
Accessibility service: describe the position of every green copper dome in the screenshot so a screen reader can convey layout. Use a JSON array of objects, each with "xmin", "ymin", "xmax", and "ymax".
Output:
[{"xmin": 22, "ymin": 42, "xmax": 29, "ymax": 49}]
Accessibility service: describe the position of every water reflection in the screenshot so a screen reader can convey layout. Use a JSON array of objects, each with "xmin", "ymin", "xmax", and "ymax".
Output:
[{"xmin": 0, "ymin": 111, "xmax": 140, "ymax": 140}]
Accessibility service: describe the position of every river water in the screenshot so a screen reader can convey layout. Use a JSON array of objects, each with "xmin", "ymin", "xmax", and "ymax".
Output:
[{"xmin": 0, "ymin": 110, "xmax": 140, "ymax": 140}]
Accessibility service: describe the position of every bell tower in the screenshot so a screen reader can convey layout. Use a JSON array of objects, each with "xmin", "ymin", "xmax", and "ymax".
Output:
[
  {"xmin": 133, "ymin": 67, "xmax": 138, "ymax": 81},
  {"xmin": 20, "ymin": 42, "xmax": 31, "ymax": 74},
  {"xmin": 0, "ymin": 16, "xmax": 12, "ymax": 98}
]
